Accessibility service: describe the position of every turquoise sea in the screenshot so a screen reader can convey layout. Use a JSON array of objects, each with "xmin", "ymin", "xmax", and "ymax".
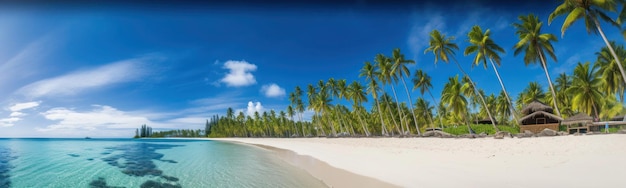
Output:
[{"xmin": 0, "ymin": 138, "xmax": 327, "ymax": 188}]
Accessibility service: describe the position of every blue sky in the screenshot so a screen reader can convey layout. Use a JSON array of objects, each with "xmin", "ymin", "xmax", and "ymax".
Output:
[{"xmin": 0, "ymin": 1, "xmax": 623, "ymax": 137}]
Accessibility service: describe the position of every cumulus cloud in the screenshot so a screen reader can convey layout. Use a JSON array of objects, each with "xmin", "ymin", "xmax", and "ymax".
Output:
[
  {"xmin": 246, "ymin": 101, "xmax": 264, "ymax": 117},
  {"xmin": 220, "ymin": 60, "xmax": 257, "ymax": 87},
  {"xmin": 261, "ymin": 83, "xmax": 286, "ymax": 98},
  {"xmin": 17, "ymin": 57, "xmax": 152, "ymax": 98}
]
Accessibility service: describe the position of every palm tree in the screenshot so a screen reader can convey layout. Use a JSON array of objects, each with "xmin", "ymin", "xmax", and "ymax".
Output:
[
  {"xmin": 568, "ymin": 62, "xmax": 603, "ymax": 119},
  {"xmin": 441, "ymin": 75, "xmax": 470, "ymax": 131},
  {"xmin": 596, "ymin": 41, "xmax": 626, "ymax": 102},
  {"xmin": 287, "ymin": 105, "xmax": 297, "ymax": 137},
  {"xmin": 425, "ymin": 29, "xmax": 498, "ymax": 132},
  {"xmin": 547, "ymin": 73, "xmax": 574, "ymax": 116},
  {"xmin": 414, "ymin": 97, "xmax": 435, "ymax": 131},
  {"xmin": 375, "ymin": 54, "xmax": 406, "ymax": 135},
  {"xmin": 412, "ymin": 69, "xmax": 444, "ymax": 128},
  {"xmin": 391, "ymin": 48, "xmax": 421, "ymax": 135},
  {"xmin": 347, "ymin": 81, "xmax": 371, "ymax": 136},
  {"xmin": 521, "ymin": 82, "xmax": 546, "ymax": 105},
  {"xmin": 513, "ymin": 14, "xmax": 562, "ymax": 117},
  {"xmin": 360, "ymin": 61, "xmax": 389, "ymax": 135},
  {"xmin": 465, "ymin": 25, "xmax": 518, "ymax": 124},
  {"xmin": 495, "ymin": 90, "xmax": 512, "ymax": 125},
  {"xmin": 549, "ymin": 0, "xmax": 626, "ymax": 87},
  {"xmin": 310, "ymin": 86, "xmax": 336, "ymax": 137}
]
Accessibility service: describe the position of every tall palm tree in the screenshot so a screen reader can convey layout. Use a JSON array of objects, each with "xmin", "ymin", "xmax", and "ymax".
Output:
[
  {"xmin": 568, "ymin": 62, "xmax": 603, "ymax": 119},
  {"xmin": 549, "ymin": 0, "xmax": 626, "ymax": 87},
  {"xmin": 391, "ymin": 48, "xmax": 421, "ymax": 135},
  {"xmin": 441, "ymin": 75, "xmax": 470, "ymax": 131},
  {"xmin": 521, "ymin": 82, "xmax": 546, "ymax": 105},
  {"xmin": 347, "ymin": 81, "xmax": 371, "ymax": 136},
  {"xmin": 310, "ymin": 86, "xmax": 336, "ymax": 137},
  {"xmin": 465, "ymin": 25, "xmax": 518, "ymax": 124},
  {"xmin": 412, "ymin": 69, "xmax": 444, "ymax": 128},
  {"xmin": 375, "ymin": 54, "xmax": 404, "ymax": 135},
  {"xmin": 513, "ymin": 14, "xmax": 562, "ymax": 117},
  {"xmin": 360, "ymin": 61, "xmax": 389, "ymax": 135},
  {"xmin": 425, "ymin": 29, "xmax": 498, "ymax": 132},
  {"xmin": 596, "ymin": 41, "xmax": 626, "ymax": 102},
  {"xmin": 547, "ymin": 73, "xmax": 574, "ymax": 116}
]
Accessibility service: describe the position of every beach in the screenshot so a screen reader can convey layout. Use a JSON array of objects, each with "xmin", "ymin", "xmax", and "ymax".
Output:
[{"xmin": 212, "ymin": 134, "xmax": 626, "ymax": 188}]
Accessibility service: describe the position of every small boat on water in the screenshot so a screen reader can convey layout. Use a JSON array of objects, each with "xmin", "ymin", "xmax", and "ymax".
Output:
[{"xmin": 85, "ymin": 137, "xmax": 92, "ymax": 139}]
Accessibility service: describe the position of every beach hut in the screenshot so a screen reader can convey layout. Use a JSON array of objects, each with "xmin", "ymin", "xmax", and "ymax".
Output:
[
  {"xmin": 518, "ymin": 100, "xmax": 563, "ymax": 133},
  {"xmin": 561, "ymin": 113, "xmax": 593, "ymax": 134},
  {"xmin": 610, "ymin": 115, "xmax": 625, "ymax": 121}
]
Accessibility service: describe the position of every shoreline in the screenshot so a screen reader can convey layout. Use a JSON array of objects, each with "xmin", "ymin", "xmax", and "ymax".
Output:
[{"xmin": 208, "ymin": 135, "xmax": 626, "ymax": 188}]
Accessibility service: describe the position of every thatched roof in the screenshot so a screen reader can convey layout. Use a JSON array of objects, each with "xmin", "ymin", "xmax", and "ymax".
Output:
[
  {"xmin": 521, "ymin": 100, "xmax": 553, "ymax": 115},
  {"xmin": 561, "ymin": 113, "xmax": 593, "ymax": 125},
  {"xmin": 518, "ymin": 110, "xmax": 564, "ymax": 124}
]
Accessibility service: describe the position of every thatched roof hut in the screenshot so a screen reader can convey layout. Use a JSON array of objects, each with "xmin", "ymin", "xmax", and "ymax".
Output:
[
  {"xmin": 519, "ymin": 111, "xmax": 563, "ymax": 125},
  {"xmin": 561, "ymin": 113, "xmax": 593, "ymax": 125},
  {"xmin": 521, "ymin": 100, "xmax": 553, "ymax": 115}
]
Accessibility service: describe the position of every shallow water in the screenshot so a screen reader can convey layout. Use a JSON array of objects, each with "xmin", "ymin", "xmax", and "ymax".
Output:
[{"xmin": 0, "ymin": 138, "xmax": 327, "ymax": 188}]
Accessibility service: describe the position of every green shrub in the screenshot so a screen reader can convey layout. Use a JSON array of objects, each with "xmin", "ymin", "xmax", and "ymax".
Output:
[
  {"xmin": 442, "ymin": 124, "xmax": 519, "ymax": 135},
  {"xmin": 599, "ymin": 127, "xmax": 621, "ymax": 133},
  {"xmin": 559, "ymin": 125, "xmax": 567, "ymax": 132}
]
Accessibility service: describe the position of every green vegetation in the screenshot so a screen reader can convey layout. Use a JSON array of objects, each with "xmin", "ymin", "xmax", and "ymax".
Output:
[{"xmin": 443, "ymin": 124, "xmax": 520, "ymax": 135}]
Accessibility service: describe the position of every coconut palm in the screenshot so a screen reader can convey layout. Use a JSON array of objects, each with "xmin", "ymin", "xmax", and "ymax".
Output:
[
  {"xmin": 441, "ymin": 75, "xmax": 471, "ymax": 131},
  {"xmin": 521, "ymin": 82, "xmax": 546, "ymax": 105},
  {"xmin": 347, "ymin": 81, "xmax": 371, "ymax": 136},
  {"xmin": 495, "ymin": 90, "xmax": 512, "ymax": 125},
  {"xmin": 465, "ymin": 25, "xmax": 518, "ymax": 124},
  {"xmin": 548, "ymin": 73, "xmax": 574, "ymax": 116},
  {"xmin": 513, "ymin": 13, "xmax": 562, "ymax": 117},
  {"xmin": 287, "ymin": 105, "xmax": 297, "ymax": 137},
  {"xmin": 425, "ymin": 29, "xmax": 498, "ymax": 132},
  {"xmin": 310, "ymin": 85, "xmax": 336, "ymax": 137},
  {"xmin": 391, "ymin": 48, "xmax": 421, "ymax": 135},
  {"xmin": 568, "ymin": 62, "xmax": 603, "ymax": 119},
  {"xmin": 596, "ymin": 41, "xmax": 626, "ymax": 102},
  {"xmin": 375, "ymin": 54, "xmax": 405, "ymax": 134},
  {"xmin": 414, "ymin": 97, "xmax": 435, "ymax": 130},
  {"xmin": 360, "ymin": 61, "xmax": 389, "ymax": 135},
  {"xmin": 549, "ymin": 0, "xmax": 626, "ymax": 87},
  {"xmin": 412, "ymin": 69, "xmax": 445, "ymax": 128}
]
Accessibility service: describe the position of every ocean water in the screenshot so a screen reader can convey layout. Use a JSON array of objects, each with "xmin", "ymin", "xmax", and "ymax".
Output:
[{"xmin": 0, "ymin": 138, "xmax": 327, "ymax": 188}]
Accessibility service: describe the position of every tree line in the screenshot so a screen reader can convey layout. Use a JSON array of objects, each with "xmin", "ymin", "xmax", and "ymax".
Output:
[{"xmin": 207, "ymin": 1, "xmax": 626, "ymax": 138}]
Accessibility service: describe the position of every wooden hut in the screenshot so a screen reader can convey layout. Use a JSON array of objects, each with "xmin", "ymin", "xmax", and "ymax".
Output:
[
  {"xmin": 610, "ymin": 115, "xmax": 625, "ymax": 121},
  {"xmin": 518, "ymin": 100, "xmax": 563, "ymax": 133},
  {"xmin": 561, "ymin": 113, "xmax": 593, "ymax": 134}
]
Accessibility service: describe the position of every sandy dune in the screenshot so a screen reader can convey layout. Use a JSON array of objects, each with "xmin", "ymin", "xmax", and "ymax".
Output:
[{"xmin": 211, "ymin": 135, "xmax": 626, "ymax": 188}]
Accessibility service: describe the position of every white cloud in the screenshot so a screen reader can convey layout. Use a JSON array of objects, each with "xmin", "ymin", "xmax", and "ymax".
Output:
[
  {"xmin": 0, "ymin": 117, "xmax": 20, "ymax": 127},
  {"xmin": 261, "ymin": 83, "xmax": 286, "ymax": 98},
  {"xmin": 219, "ymin": 60, "xmax": 257, "ymax": 87},
  {"xmin": 9, "ymin": 112, "xmax": 25, "ymax": 117},
  {"xmin": 38, "ymin": 105, "xmax": 153, "ymax": 131},
  {"xmin": 17, "ymin": 57, "xmax": 152, "ymax": 98},
  {"xmin": 9, "ymin": 101, "xmax": 41, "ymax": 111},
  {"xmin": 407, "ymin": 12, "xmax": 446, "ymax": 59},
  {"xmin": 246, "ymin": 101, "xmax": 264, "ymax": 117}
]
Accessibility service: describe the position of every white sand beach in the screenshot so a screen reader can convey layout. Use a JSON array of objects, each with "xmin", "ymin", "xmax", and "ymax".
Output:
[{"xmin": 212, "ymin": 135, "xmax": 626, "ymax": 188}]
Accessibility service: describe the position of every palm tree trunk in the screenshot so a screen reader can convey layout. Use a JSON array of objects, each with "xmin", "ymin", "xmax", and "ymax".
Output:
[
  {"xmin": 452, "ymin": 60, "xmax": 500, "ymax": 132},
  {"xmin": 298, "ymin": 113, "xmax": 307, "ymax": 136},
  {"xmin": 384, "ymin": 97, "xmax": 401, "ymax": 136},
  {"xmin": 374, "ymin": 98, "xmax": 389, "ymax": 136},
  {"xmin": 488, "ymin": 58, "xmax": 519, "ymax": 124},
  {"xmin": 291, "ymin": 115, "xmax": 297, "ymax": 137},
  {"xmin": 536, "ymin": 48, "xmax": 562, "ymax": 117},
  {"xmin": 593, "ymin": 16, "xmax": 626, "ymax": 88},
  {"xmin": 355, "ymin": 107, "xmax": 371, "ymax": 136},
  {"xmin": 592, "ymin": 101, "xmax": 600, "ymax": 121},
  {"xmin": 400, "ymin": 76, "xmax": 422, "ymax": 135},
  {"xmin": 427, "ymin": 90, "xmax": 445, "ymax": 129},
  {"xmin": 389, "ymin": 84, "xmax": 407, "ymax": 135},
  {"xmin": 322, "ymin": 109, "xmax": 337, "ymax": 137}
]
